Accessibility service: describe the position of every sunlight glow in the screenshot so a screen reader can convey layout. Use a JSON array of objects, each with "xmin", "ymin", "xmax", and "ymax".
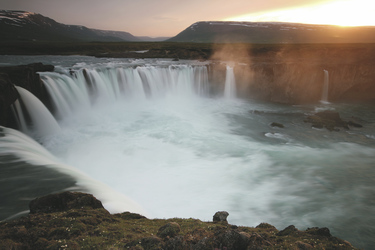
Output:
[{"xmin": 224, "ymin": 0, "xmax": 375, "ymax": 27}]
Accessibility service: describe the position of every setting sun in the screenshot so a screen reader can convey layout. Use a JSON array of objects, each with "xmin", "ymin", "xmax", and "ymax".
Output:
[{"xmin": 224, "ymin": 0, "xmax": 375, "ymax": 27}]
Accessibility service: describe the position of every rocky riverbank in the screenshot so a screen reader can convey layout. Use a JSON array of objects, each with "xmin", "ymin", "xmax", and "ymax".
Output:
[{"xmin": 0, "ymin": 192, "xmax": 358, "ymax": 249}]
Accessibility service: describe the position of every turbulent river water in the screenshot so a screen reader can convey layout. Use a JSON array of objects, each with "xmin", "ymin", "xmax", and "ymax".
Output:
[{"xmin": 0, "ymin": 56, "xmax": 375, "ymax": 249}]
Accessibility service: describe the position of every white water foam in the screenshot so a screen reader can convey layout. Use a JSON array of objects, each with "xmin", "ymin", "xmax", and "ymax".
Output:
[{"xmin": 0, "ymin": 126, "xmax": 148, "ymax": 216}]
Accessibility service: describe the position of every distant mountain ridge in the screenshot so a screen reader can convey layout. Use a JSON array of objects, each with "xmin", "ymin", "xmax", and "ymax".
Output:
[
  {"xmin": 0, "ymin": 10, "xmax": 144, "ymax": 42},
  {"xmin": 168, "ymin": 21, "xmax": 375, "ymax": 43}
]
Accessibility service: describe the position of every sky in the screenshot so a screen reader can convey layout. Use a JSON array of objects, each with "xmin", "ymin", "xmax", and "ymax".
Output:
[{"xmin": 2, "ymin": 0, "xmax": 375, "ymax": 37}]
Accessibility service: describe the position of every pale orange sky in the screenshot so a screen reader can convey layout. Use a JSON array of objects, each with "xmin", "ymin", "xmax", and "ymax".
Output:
[{"xmin": 2, "ymin": 0, "xmax": 375, "ymax": 37}]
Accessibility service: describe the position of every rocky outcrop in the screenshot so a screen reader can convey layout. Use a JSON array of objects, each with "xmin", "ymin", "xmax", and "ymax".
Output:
[
  {"xmin": 0, "ymin": 63, "xmax": 54, "ymax": 127},
  {"xmin": 29, "ymin": 192, "xmax": 104, "ymax": 214},
  {"xmin": 0, "ymin": 73, "xmax": 19, "ymax": 128},
  {"xmin": 213, "ymin": 211, "xmax": 229, "ymax": 224},
  {"xmin": 0, "ymin": 191, "xmax": 358, "ymax": 249},
  {"xmin": 304, "ymin": 110, "xmax": 363, "ymax": 131},
  {"xmin": 210, "ymin": 44, "xmax": 375, "ymax": 104}
]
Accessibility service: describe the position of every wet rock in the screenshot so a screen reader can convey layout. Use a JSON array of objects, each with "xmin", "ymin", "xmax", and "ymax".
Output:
[
  {"xmin": 157, "ymin": 222, "xmax": 181, "ymax": 238},
  {"xmin": 304, "ymin": 111, "xmax": 351, "ymax": 131},
  {"xmin": 0, "ymin": 63, "xmax": 55, "ymax": 127},
  {"xmin": 347, "ymin": 120, "xmax": 363, "ymax": 128},
  {"xmin": 270, "ymin": 122, "xmax": 284, "ymax": 128},
  {"xmin": 0, "ymin": 73, "xmax": 19, "ymax": 127},
  {"xmin": 29, "ymin": 191, "xmax": 104, "ymax": 214},
  {"xmin": 213, "ymin": 211, "xmax": 229, "ymax": 224}
]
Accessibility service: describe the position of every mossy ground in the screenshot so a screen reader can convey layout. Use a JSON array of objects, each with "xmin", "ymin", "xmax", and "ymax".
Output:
[{"xmin": 0, "ymin": 207, "xmax": 357, "ymax": 249}]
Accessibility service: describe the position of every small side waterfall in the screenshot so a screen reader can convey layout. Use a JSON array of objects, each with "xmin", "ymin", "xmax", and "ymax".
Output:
[
  {"xmin": 13, "ymin": 86, "xmax": 61, "ymax": 138},
  {"xmin": 321, "ymin": 69, "xmax": 329, "ymax": 103},
  {"xmin": 224, "ymin": 65, "xmax": 236, "ymax": 99}
]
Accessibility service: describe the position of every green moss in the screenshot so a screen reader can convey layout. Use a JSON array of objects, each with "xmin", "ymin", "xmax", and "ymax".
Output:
[{"xmin": 0, "ymin": 204, "xmax": 358, "ymax": 249}]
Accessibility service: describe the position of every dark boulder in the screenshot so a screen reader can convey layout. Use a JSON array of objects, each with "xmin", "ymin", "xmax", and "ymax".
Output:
[
  {"xmin": 0, "ymin": 73, "xmax": 19, "ymax": 127},
  {"xmin": 214, "ymin": 229, "xmax": 251, "ymax": 250},
  {"xmin": 213, "ymin": 211, "xmax": 229, "ymax": 224},
  {"xmin": 304, "ymin": 110, "xmax": 361, "ymax": 131},
  {"xmin": 277, "ymin": 225, "xmax": 299, "ymax": 236},
  {"xmin": 270, "ymin": 122, "xmax": 284, "ymax": 128},
  {"xmin": 29, "ymin": 191, "xmax": 104, "ymax": 214},
  {"xmin": 306, "ymin": 227, "xmax": 332, "ymax": 237}
]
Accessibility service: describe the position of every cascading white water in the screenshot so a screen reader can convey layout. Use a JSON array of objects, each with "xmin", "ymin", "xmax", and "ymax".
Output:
[
  {"xmin": 321, "ymin": 69, "xmax": 329, "ymax": 103},
  {"xmin": 0, "ymin": 126, "xmax": 147, "ymax": 215},
  {"xmin": 13, "ymin": 86, "xmax": 61, "ymax": 138},
  {"xmin": 41, "ymin": 64, "xmax": 210, "ymax": 117},
  {"xmin": 224, "ymin": 65, "xmax": 236, "ymax": 99}
]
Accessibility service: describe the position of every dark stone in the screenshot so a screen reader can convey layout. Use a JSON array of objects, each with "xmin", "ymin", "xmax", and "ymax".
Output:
[
  {"xmin": 270, "ymin": 122, "xmax": 284, "ymax": 128},
  {"xmin": 115, "ymin": 211, "xmax": 146, "ymax": 220},
  {"xmin": 0, "ymin": 63, "xmax": 55, "ymax": 127},
  {"xmin": 157, "ymin": 222, "xmax": 181, "ymax": 238},
  {"xmin": 304, "ymin": 111, "xmax": 351, "ymax": 131},
  {"xmin": 29, "ymin": 191, "xmax": 105, "ymax": 214},
  {"xmin": 277, "ymin": 225, "xmax": 298, "ymax": 236},
  {"xmin": 306, "ymin": 227, "xmax": 332, "ymax": 237},
  {"xmin": 213, "ymin": 211, "xmax": 229, "ymax": 224},
  {"xmin": 256, "ymin": 223, "xmax": 277, "ymax": 230},
  {"xmin": 347, "ymin": 120, "xmax": 363, "ymax": 128},
  {"xmin": 0, "ymin": 73, "xmax": 19, "ymax": 127},
  {"xmin": 214, "ymin": 229, "xmax": 250, "ymax": 250}
]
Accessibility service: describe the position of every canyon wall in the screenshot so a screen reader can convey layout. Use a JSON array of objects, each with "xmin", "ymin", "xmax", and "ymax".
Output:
[{"xmin": 210, "ymin": 44, "xmax": 375, "ymax": 104}]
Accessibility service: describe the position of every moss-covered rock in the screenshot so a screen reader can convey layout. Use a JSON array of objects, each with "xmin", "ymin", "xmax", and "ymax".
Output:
[{"xmin": 0, "ymin": 192, "xmax": 358, "ymax": 249}]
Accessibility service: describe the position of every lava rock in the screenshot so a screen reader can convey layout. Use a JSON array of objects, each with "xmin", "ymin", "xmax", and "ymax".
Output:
[{"xmin": 29, "ymin": 191, "xmax": 104, "ymax": 214}]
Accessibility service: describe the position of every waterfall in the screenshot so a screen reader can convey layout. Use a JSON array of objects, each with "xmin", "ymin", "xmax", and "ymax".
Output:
[
  {"xmin": 0, "ymin": 126, "xmax": 147, "ymax": 215},
  {"xmin": 224, "ymin": 65, "xmax": 236, "ymax": 99},
  {"xmin": 13, "ymin": 86, "xmax": 61, "ymax": 138},
  {"xmin": 321, "ymin": 69, "xmax": 329, "ymax": 103},
  {"xmin": 40, "ymin": 64, "xmax": 210, "ymax": 117}
]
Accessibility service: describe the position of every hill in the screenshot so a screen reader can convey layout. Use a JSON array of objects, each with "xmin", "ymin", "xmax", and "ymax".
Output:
[
  {"xmin": 0, "ymin": 10, "xmax": 140, "ymax": 42},
  {"xmin": 168, "ymin": 21, "xmax": 375, "ymax": 43}
]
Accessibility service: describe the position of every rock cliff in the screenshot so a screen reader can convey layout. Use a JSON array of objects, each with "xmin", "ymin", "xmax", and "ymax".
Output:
[{"xmin": 0, "ymin": 63, "xmax": 54, "ymax": 128}]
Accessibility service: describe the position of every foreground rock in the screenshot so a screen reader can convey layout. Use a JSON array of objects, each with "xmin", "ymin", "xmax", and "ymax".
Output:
[{"xmin": 0, "ymin": 191, "xmax": 357, "ymax": 249}]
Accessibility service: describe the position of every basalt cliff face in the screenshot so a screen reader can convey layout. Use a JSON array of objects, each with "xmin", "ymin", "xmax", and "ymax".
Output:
[
  {"xmin": 0, "ymin": 63, "xmax": 54, "ymax": 128},
  {"xmin": 209, "ymin": 44, "xmax": 375, "ymax": 104}
]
